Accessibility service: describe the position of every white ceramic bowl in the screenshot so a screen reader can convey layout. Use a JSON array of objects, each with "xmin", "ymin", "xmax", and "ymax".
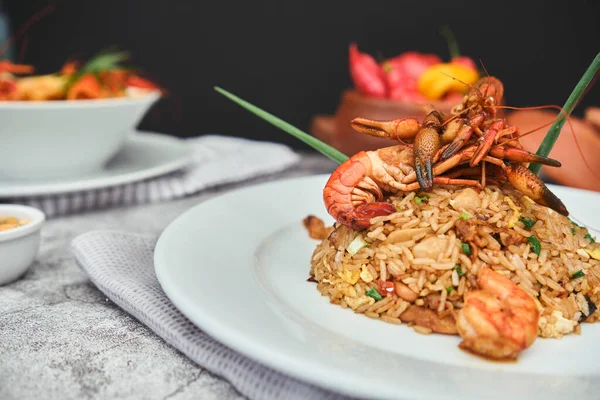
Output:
[
  {"xmin": 0, "ymin": 91, "xmax": 161, "ymax": 180},
  {"xmin": 0, "ymin": 205, "xmax": 45, "ymax": 286}
]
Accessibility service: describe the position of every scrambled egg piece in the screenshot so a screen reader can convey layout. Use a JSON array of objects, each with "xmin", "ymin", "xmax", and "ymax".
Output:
[
  {"xmin": 360, "ymin": 264, "xmax": 374, "ymax": 283},
  {"xmin": 344, "ymin": 295, "xmax": 375, "ymax": 310},
  {"xmin": 337, "ymin": 268, "xmax": 360, "ymax": 285},
  {"xmin": 538, "ymin": 310, "xmax": 578, "ymax": 338},
  {"xmin": 504, "ymin": 196, "xmax": 520, "ymax": 228},
  {"xmin": 522, "ymin": 195, "xmax": 535, "ymax": 204},
  {"xmin": 339, "ymin": 284, "xmax": 358, "ymax": 298},
  {"xmin": 584, "ymin": 248, "xmax": 600, "ymax": 261}
]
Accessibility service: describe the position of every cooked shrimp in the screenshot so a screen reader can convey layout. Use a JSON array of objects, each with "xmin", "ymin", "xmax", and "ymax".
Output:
[{"xmin": 456, "ymin": 267, "xmax": 539, "ymax": 360}]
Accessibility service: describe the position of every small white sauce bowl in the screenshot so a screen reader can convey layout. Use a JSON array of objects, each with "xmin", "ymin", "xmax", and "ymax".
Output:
[{"xmin": 0, "ymin": 204, "xmax": 45, "ymax": 286}]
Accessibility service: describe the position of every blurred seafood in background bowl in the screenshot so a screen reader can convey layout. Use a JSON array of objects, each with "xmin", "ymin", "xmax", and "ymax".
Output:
[
  {"xmin": 312, "ymin": 43, "xmax": 481, "ymax": 155},
  {"xmin": 0, "ymin": 51, "xmax": 161, "ymax": 180}
]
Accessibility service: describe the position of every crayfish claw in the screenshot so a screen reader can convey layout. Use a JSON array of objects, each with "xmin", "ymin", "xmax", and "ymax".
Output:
[
  {"xmin": 540, "ymin": 186, "xmax": 569, "ymax": 216},
  {"xmin": 529, "ymin": 155, "xmax": 561, "ymax": 168},
  {"xmin": 413, "ymin": 110, "xmax": 443, "ymax": 191},
  {"xmin": 351, "ymin": 117, "xmax": 421, "ymax": 140},
  {"xmin": 503, "ymin": 163, "xmax": 568, "ymax": 216},
  {"xmin": 441, "ymin": 141, "xmax": 463, "ymax": 160},
  {"xmin": 488, "ymin": 146, "xmax": 562, "ymax": 168},
  {"xmin": 415, "ymin": 156, "xmax": 434, "ymax": 192},
  {"xmin": 441, "ymin": 122, "xmax": 476, "ymax": 160}
]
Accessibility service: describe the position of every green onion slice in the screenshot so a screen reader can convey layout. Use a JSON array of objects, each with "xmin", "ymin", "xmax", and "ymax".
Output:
[
  {"xmin": 571, "ymin": 269, "xmax": 585, "ymax": 279},
  {"xmin": 414, "ymin": 195, "xmax": 430, "ymax": 204},
  {"xmin": 366, "ymin": 287, "xmax": 383, "ymax": 301},
  {"xmin": 459, "ymin": 212, "xmax": 472, "ymax": 220},
  {"xmin": 519, "ymin": 217, "xmax": 536, "ymax": 229},
  {"xmin": 528, "ymin": 235, "xmax": 541, "ymax": 256},
  {"xmin": 460, "ymin": 242, "xmax": 471, "ymax": 256}
]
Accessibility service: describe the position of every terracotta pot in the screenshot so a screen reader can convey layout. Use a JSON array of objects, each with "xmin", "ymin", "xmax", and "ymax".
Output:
[
  {"xmin": 311, "ymin": 90, "xmax": 457, "ymax": 156},
  {"xmin": 507, "ymin": 108, "xmax": 600, "ymax": 192}
]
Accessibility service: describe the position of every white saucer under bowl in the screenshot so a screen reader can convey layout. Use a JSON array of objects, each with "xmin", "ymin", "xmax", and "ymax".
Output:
[{"xmin": 0, "ymin": 131, "xmax": 192, "ymax": 198}]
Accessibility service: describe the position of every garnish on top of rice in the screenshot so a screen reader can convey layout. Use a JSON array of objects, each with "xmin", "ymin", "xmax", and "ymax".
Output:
[
  {"xmin": 306, "ymin": 74, "xmax": 600, "ymax": 360},
  {"xmin": 215, "ymin": 54, "xmax": 600, "ymax": 361}
]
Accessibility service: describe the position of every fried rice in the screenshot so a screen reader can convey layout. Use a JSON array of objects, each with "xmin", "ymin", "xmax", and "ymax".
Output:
[{"xmin": 308, "ymin": 185, "xmax": 600, "ymax": 338}]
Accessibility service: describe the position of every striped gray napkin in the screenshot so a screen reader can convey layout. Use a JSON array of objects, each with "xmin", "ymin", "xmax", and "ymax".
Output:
[
  {"xmin": 71, "ymin": 231, "xmax": 350, "ymax": 400},
  {"xmin": 6, "ymin": 135, "xmax": 300, "ymax": 217}
]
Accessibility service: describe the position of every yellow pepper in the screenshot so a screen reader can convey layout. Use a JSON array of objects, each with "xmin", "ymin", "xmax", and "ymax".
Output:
[{"xmin": 418, "ymin": 63, "xmax": 479, "ymax": 100}]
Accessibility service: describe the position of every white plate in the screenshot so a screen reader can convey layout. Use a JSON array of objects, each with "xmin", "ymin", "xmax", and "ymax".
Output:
[
  {"xmin": 155, "ymin": 175, "xmax": 600, "ymax": 400},
  {"xmin": 0, "ymin": 131, "xmax": 191, "ymax": 197}
]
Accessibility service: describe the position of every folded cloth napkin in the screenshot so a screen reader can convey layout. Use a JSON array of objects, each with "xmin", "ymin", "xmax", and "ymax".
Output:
[
  {"xmin": 72, "ymin": 231, "xmax": 349, "ymax": 400},
  {"xmin": 8, "ymin": 135, "xmax": 300, "ymax": 217}
]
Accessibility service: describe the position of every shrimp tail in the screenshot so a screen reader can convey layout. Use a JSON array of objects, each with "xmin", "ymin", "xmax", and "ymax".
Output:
[{"xmin": 323, "ymin": 151, "xmax": 395, "ymax": 230}]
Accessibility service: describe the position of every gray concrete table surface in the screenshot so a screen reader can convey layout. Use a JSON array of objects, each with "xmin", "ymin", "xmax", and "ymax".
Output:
[{"xmin": 0, "ymin": 153, "xmax": 337, "ymax": 400}]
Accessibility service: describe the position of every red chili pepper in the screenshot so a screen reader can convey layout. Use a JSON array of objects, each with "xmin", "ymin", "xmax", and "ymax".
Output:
[
  {"xmin": 451, "ymin": 56, "xmax": 478, "ymax": 71},
  {"xmin": 389, "ymin": 86, "xmax": 428, "ymax": 102},
  {"xmin": 349, "ymin": 43, "xmax": 386, "ymax": 98},
  {"xmin": 381, "ymin": 61, "xmax": 407, "ymax": 98},
  {"xmin": 386, "ymin": 52, "xmax": 442, "ymax": 81},
  {"xmin": 382, "ymin": 52, "xmax": 441, "ymax": 100},
  {"xmin": 377, "ymin": 280, "xmax": 395, "ymax": 296},
  {"xmin": 387, "ymin": 75, "xmax": 428, "ymax": 102}
]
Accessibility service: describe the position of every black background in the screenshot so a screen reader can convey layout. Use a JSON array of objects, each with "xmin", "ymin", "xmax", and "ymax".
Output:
[{"xmin": 5, "ymin": 0, "xmax": 600, "ymax": 150}]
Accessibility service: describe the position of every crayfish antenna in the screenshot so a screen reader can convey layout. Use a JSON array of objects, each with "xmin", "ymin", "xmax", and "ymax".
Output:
[
  {"xmin": 478, "ymin": 59, "xmax": 492, "ymax": 98},
  {"xmin": 504, "ymin": 103, "xmax": 600, "ymax": 185}
]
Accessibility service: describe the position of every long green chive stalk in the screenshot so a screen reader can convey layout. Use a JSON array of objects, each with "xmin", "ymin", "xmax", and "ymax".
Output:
[
  {"xmin": 530, "ymin": 52, "xmax": 600, "ymax": 174},
  {"xmin": 214, "ymin": 87, "xmax": 348, "ymax": 164}
]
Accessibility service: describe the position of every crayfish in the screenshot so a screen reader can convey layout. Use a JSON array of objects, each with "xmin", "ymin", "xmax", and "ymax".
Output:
[{"xmin": 323, "ymin": 76, "xmax": 568, "ymax": 230}]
